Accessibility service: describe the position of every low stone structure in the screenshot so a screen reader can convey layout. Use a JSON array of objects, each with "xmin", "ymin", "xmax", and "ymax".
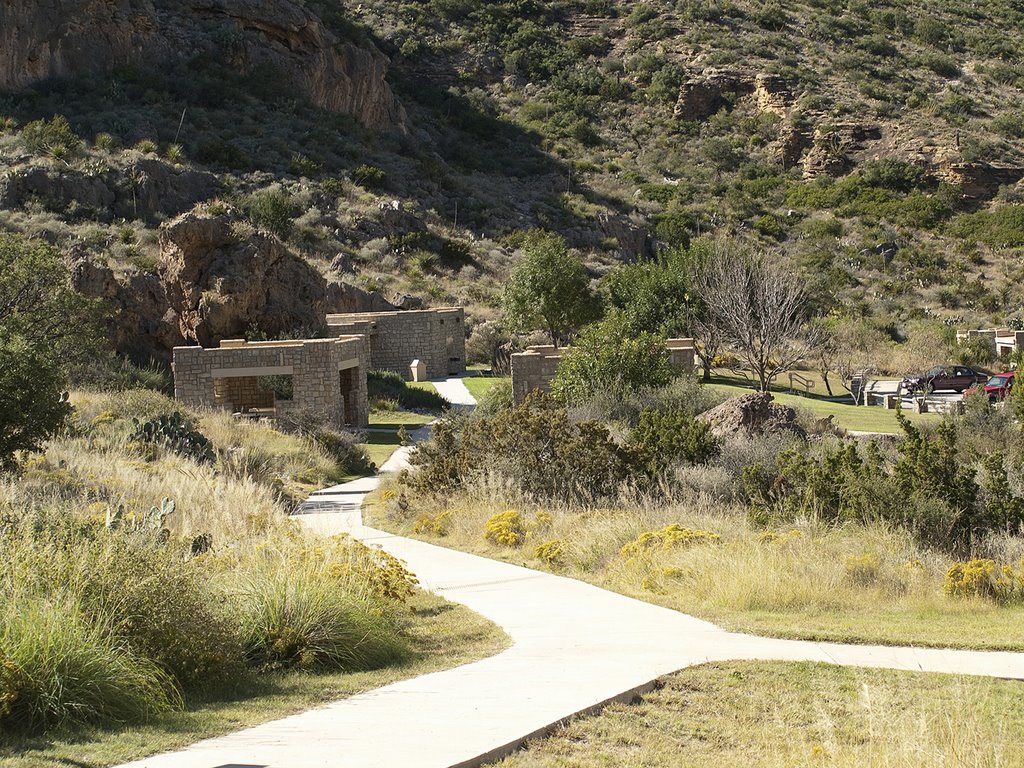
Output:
[
  {"xmin": 510, "ymin": 338, "xmax": 696, "ymax": 405},
  {"xmin": 510, "ymin": 346, "xmax": 563, "ymax": 404},
  {"xmin": 956, "ymin": 327, "xmax": 1024, "ymax": 358},
  {"xmin": 327, "ymin": 307, "xmax": 466, "ymax": 381},
  {"xmin": 173, "ymin": 336, "xmax": 369, "ymax": 428}
]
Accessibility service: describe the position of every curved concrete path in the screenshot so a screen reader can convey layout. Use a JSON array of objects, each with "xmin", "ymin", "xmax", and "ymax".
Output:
[{"xmin": 119, "ymin": 379, "xmax": 1024, "ymax": 768}]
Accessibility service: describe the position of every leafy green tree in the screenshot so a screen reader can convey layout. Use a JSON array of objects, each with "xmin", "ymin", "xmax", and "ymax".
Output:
[
  {"xmin": 603, "ymin": 250, "xmax": 691, "ymax": 337},
  {"xmin": 0, "ymin": 336, "xmax": 72, "ymax": 468},
  {"xmin": 550, "ymin": 311, "xmax": 675, "ymax": 404},
  {"xmin": 0, "ymin": 233, "xmax": 99, "ymax": 467},
  {"xmin": 604, "ymin": 242, "xmax": 719, "ymax": 380},
  {"xmin": 502, "ymin": 231, "xmax": 599, "ymax": 347}
]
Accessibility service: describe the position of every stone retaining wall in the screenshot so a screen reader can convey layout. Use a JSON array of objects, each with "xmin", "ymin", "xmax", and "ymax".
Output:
[{"xmin": 327, "ymin": 307, "xmax": 465, "ymax": 380}]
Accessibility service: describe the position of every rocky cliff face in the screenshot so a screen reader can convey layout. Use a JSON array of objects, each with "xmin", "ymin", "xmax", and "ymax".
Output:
[
  {"xmin": 0, "ymin": 0, "xmax": 406, "ymax": 131},
  {"xmin": 68, "ymin": 205, "xmax": 397, "ymax": 359}
]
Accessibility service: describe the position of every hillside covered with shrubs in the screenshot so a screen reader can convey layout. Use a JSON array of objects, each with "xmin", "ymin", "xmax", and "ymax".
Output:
[{"xmin": 3, "ymin": 0, "xmax": 1024, "ymax": 354}]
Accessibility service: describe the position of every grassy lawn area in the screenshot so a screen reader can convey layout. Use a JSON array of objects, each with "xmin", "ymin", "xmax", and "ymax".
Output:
[
  {"xmin": 368, "ymin": 409, "xmax": 435, "ymax": 427},
  {"xmin": 361, "ymin": 429, "xmax": 403, "ymax": 467},
  {"xmin": 462, "ymin": 375, "xmax": 510, "ymax": 400},
  {"xmin": 707, "ymin": 373, "xmax": 941, "ymax": 433},
  {"xmin": 407, "ymin": 380, "xmax": 439, "ymax": 394},
  {"xmin": 1, "ymin": 592, "xmax": 508, "ymax": 768},
  {"xmin": 491, "ymin": 661, "xmax": 1024, "ymax": 767}
]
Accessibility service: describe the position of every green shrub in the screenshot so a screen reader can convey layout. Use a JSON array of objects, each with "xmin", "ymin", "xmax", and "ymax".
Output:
[
  {"xmin": 19, "ymin": 115, "xmax": 81, "ymax": 159},
  {"xmin": 551, "ymin": 312, "xmax": 675, "ymax": 405},
  {"xmin": 76, "ymin": 536, "xmax": 243, "ymax": 692},
  {"xmin": 351, "ymin": 164, "xmax": 387, "ymax": 190},
  {"xmin": 242, "ymin": 189, "xmax": 297, "ymax": 240},
  {"xmin": 629, "ymin": 409, "xmax": 720, "ymax": 474},
  {"xmin": 948, "ymin": 206, "xmax": 1024, "ymax": 248},
  {"xmin": 408, "ymin": 394, "xmax": 637, "ymax": 504}
]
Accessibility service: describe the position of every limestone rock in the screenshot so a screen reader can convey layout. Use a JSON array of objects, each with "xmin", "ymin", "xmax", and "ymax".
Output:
[
  {"xmin": 698, "ymin": 391, "xmax": 806, "ymax": 439},
  {"xmin": 674, "ymin": 69, "xmax": 793, "ymax": 123},
  {"xmin": 802, "ymin": 123, "xmax": 882, "ymax": 179},
  {"xmin": 391, "ymin": 292, "xmax": 425, "ymax": 310},
  {"xmin": 158, "ymin": 205, "xmax": 395, "ymax": 347},
  {"xmin": 0, "ymin": 0, "xmax": 405, "ymax": 132},
  {"xmin": 0, "ymin": 159, "xmax": 219, "ymax": 223}
]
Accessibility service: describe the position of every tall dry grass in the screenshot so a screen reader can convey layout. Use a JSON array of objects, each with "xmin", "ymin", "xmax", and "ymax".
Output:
[{"xmin": 375, "ymin": 474, "xmax": 1024, "ymax": 648}]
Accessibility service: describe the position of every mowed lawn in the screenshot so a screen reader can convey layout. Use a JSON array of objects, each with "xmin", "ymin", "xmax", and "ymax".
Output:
[
  {"xmin": 462, "ymin": 375, "xmax": 510, "ymax": 401},
  {"xmin": 707, "ymin": 370, "xmax": 942, "ymax": 433}
]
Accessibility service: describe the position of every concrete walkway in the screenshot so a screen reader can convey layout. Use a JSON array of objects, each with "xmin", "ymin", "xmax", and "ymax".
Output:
[{"xmin": 119, "ymin": 379, "xmax": 1024, "ymax": 768}]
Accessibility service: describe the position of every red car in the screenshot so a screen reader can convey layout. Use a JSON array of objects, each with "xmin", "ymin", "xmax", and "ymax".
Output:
[{"xmin": 966, "ymin": 371, "xmax": 1016, "ymax": 403}]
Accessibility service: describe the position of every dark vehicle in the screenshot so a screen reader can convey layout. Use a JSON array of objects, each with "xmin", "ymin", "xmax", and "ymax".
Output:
[
  {"xmin": 901, "ymin": 365, "xmax": 989, "ymax": 394},
  {"xmin": 965, "ymin": 371, "xmax": 1016, "ymax": 403}
]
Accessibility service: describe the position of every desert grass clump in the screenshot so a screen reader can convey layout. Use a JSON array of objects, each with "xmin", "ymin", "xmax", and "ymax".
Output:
[
  {"xmin": 0, "ymin": 594, "xmax": 178, "ymax": 732},
  {"xmin": 234, "ymin": 534, "xmax": 411, "ymax": 671}
]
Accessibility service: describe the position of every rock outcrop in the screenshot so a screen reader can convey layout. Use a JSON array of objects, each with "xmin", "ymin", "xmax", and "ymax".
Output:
[
  {"xmin": 0, "ymin": 0, "xmax": 405, "ymax": 131},
  {"xmin": 0, "ymin": 159, "xmax": 220, "ymax": 223},
  {"xmin": 69, "ymin": 204, "xmax": 396, "ymax": 359},
  {"xmin": 698, "ymin": 391, "xmax": 806, "ymax": 439},
  {"xmin": 674, "ymin": 69, "xmax": 794, "ymax": 122}
]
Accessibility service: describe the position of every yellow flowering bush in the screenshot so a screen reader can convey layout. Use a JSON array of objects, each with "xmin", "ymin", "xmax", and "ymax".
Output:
[
  {"xmin": 484, "ymin": 510, "xmax": 526, "ymax": 547},
  {"xmin": 943, "ymin": 559, "xmax": 1020, "ymax": 602},
  {"xmin": 844, "ymin": 553, "xmax": 881, "ymax": 585},
  {"xmin": 620, "ymin": 524, "xmax": 720, "ymax": 560},
  {"xmin": 756, "ymin": 529, "xmax": 803, "ymax": 545},
  {"xmin": 534, "ymin": 539, "xmax": 565, "ymax": 566},
  {"xmin": 414, "ymin": 510, "xmax": 451, "ymax": 537}
]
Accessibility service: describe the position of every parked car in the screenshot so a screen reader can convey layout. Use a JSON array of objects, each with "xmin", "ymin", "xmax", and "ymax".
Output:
[
  {"xmin": 965, "ymin": 370, "xmax": 1016, "ymax": 403},
  {"xmin": 900, "ymin": 365, "xmax": 989, "ymax": 394}
]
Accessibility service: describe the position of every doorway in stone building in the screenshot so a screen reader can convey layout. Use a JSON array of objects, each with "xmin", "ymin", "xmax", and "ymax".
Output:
[{"xmin": 339, "ymin": 367, "xmax": 359, "ymax": 427}]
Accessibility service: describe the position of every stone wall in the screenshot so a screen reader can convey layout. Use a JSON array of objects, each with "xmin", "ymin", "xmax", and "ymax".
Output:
[
  {"xmin": 326, "ymin": 307, "xmax": 466, "ymax": 380},
  {"xmin": 510, "ymin": 339, "xmax": 697, "ymax": 405},
  {"xmin": 173, "ymin": 336, "xmax": 368, "ymax": 427},
  {"xmin": 510, "ymin": 346, "xmax": 562, "ymax": 405}
]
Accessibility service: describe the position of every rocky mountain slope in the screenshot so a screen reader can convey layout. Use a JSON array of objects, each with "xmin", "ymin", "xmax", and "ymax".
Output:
[{"xmin": 2, "ymin": 0, "xmax": 1024, "ymax": 361}]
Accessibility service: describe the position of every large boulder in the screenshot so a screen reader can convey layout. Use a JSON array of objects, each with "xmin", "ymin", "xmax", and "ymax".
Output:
[
  {"xmin": 698, "ymin": 391, "xmax": 806, "ymax": 439},
  {"xmin": 159, "ymin": 206, "xmax": 395, "ymax": 346},
  {"xmin": 68, "ymin": 204, "xmax": 395, "ymax": 360}
]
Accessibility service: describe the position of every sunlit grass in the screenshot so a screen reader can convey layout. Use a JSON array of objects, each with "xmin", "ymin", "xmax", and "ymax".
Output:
[
  {"xmin": 492, "ymin": 661, "xmax": 1024, "ymax": 768},
  {"xmin": 368, "ymin": 489, "xmax": 1024, "ymax": 650}
]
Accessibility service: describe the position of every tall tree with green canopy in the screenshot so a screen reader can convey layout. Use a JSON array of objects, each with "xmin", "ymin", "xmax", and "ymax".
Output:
[
  {"xmin": 502, "ymin": 231, "xmax": 600, "ymax": 347},
  {"xmin": 0, "ymin": 232, "xmax": 100, "ymax": 466},
  {"xmin": 603, "ymin": 240, "xmax": 719, "ymax": 380}
]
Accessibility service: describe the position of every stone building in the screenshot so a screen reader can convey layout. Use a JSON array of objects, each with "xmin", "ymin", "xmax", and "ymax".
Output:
[
  {"xmin": 510, "ymin": 338, "xmax": 697, "ymax": 405},
  {"xmin": 173, "ymin": 336, "xmax": 369, "ymax": 427},
  {"xmin": 326, "ymin": 307, "xmax": 466, "ymax": 380},
  {"xmin": 956, "ymin": 327, "xmax": 1024, "ymax": 359}
]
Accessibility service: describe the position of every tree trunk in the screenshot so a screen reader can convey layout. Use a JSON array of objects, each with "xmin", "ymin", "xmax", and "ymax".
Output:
[{"xmin": 822, "ymin": 370, "xmax": 834, "ymax": 397}]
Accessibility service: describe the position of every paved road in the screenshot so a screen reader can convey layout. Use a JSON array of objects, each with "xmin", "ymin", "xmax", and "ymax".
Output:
[{"xmin": 117, "ymin": 379, "xmax": 1024, "ymax": 768}]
